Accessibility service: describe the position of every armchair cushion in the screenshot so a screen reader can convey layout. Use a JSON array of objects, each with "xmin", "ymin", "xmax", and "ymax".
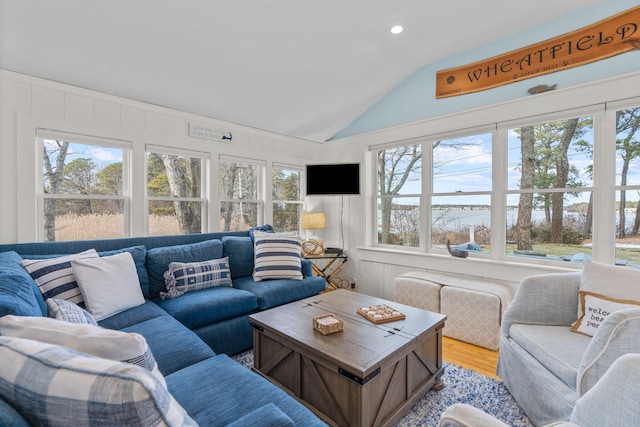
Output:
[{"xmin": 509, "ymin": 324, "xmax": 590, "ymax": 389}]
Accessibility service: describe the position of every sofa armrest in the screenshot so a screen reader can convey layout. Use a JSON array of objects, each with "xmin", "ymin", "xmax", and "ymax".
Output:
[
  {"xmin": 301, "ymin": 259, "xmax": 313, "ymax": 277},
  {"xmin": 226, "ymin": 403, "xmax": 294, "ymax": 427},
  {"xmin": 501, "ymin": 272, "xmax": 580, "ymax": 337},
  {"xmin": 577, "ymin": 307, "xmax": 640, "ymax": 395}
]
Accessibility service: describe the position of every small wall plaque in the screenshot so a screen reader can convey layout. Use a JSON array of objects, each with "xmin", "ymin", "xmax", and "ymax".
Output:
[{"xmin": 189, "ymin": 122, "xmax": 233, "ymax": 142}]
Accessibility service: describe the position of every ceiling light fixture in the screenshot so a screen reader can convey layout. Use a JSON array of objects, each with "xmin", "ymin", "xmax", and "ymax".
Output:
[{"xmin": 390, "ymin": 25, "xmax": 404, "ymax": 35}]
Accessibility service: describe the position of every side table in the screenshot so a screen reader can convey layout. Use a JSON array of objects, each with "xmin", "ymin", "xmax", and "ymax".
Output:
[{"xmin": 303, "ymin": 253, "xmax": 348, "ymax": 290}]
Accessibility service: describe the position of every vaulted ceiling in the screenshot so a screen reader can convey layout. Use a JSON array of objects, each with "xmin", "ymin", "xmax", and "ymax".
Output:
[{"xmin": 0, "ymin": 0, "xmax": 605, "ymax": 142}]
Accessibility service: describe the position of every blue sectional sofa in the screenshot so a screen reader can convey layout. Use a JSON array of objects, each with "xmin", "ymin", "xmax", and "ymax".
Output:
[{"xmin": 0, "ymin": 230, "xmax": 328, "ymax": 426}]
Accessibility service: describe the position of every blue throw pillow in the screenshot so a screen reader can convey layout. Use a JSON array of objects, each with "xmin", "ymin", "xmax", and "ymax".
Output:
[
  {"xmin": 146, "ymin": 239, "xmax": 223, "ymax": 299},
  {"xmin": 222, "ymin": 236, "xmax": 254, "ymax": 279},
  {"xmin": 160, "ymin": 257, "xmax": 233, "ymax": 299},
  {"xmin": 0, "ymin": 251, "xmax": 46, "ymax": 317}
]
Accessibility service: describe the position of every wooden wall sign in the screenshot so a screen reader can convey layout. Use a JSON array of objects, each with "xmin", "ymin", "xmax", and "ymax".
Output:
[{"xmin": 436, "ymin": 6, "xmax": 640, "ymax": 98}]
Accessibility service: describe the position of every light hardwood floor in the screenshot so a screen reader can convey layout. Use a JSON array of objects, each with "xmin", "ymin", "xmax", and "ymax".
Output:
[{"xmin": 442, "ymin": 336, "xmax": 501, "ymax": 380}]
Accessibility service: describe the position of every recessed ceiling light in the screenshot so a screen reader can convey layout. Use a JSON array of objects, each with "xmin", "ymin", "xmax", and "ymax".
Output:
[{"xmin": 390, "ymin": 25, "xmax": 404, "ymax": 35}]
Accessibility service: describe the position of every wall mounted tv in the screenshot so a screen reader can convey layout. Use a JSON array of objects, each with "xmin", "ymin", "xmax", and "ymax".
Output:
[{"xmin": 306, "ymin": 163, "xmax": 360, "ymax": 195}]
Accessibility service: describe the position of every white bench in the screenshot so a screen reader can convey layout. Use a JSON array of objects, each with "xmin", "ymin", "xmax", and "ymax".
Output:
[{"xmin": 394, "ymin": 271, "xmax": 513, "ymax": 350}]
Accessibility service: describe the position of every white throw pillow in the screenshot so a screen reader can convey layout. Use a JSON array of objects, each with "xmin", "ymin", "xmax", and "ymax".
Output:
[
  {"xmin": 71, "ymin": 251, "xmax": 145, "ymax": 320},
  {"xmin": 572, "ymin": 261, "xmax": 640, "ymax": 336},
  {"xmin": 252, "ymin": 231, "xmax": 303, "ymax": 281},
  {"xmin": 21, "ymin": 249, "xmax": 99, "ymax": 307},
  {"xmin": 0, "ymin": 315, "xmax": 165, "ymax": 387}
]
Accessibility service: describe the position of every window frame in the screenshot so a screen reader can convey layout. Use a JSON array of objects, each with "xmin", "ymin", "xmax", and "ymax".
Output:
[
  {"xmin": 218, "ymin": 155, "xmax": 265, "ymax": 231},
  {"xmin": 36, "ymin": 129, "xmax": 131, "ymax": 242},
  {"xmin": 145, "ymin": 144, "xmax": 209, "ymax": 235},
  {"xmin": 272, "ymin": 162, "xmax": 304, "ymax": 233}
]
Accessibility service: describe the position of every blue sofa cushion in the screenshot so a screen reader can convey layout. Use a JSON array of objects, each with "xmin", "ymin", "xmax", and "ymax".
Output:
[
  {"xmin": 97, "ymin": 300, "xmax": 167, "ymax": 330},
  {"xmin": 232, "ymin": 275, "xmax": 326, "ymax": 310},
  {"xmin": 120, "ymin": 314, "xmax": 215, "ymax": 376},
  {"xmin": 227, "ymin": 403, "xmax": 294, "ymax": 427},
  {"xmin": 165, "ymin": 354, "xmax": 325, "ymax": 427},
  {"xmin": 222, "ymin": 236, "xmax": 254, "ymax": 278},
  {"xmin": 155, "ymin": 286, "xmax": 258, "ymax": 329},
  {"xmin": 0, "ymin": 251, "xmax": 46, "ymax": 317},
  {"xmin": 146, "ymin": 239, "xmax": 223, "ymax": 299}
]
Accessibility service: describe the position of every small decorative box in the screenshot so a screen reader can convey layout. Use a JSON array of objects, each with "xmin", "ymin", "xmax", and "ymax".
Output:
[{"xmin": 313, "ymin": 313, "xmax": 344, "ymax": 335}]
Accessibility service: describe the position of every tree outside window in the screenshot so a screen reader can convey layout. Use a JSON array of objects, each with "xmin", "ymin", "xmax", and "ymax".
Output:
[
  {"xmin": 219, "ymin": 159, "xmax": 262, "ymax": 231},
  {"xmin": 507, "ymin": 116, "xmax": 593, "ymax": 260},
  {"xmin": 615, "ymin": 106, "xmax": 640, "ymax": 267},
  {"xmin": 272, "ymin": 166, "xmax": 302, "ymax": 233},
  {"xmin": 377, "ymin": 144, "xmax": 422, "ymax": 247},
  {"xmin": 40, "ymin": 136, "xmax": 126, "ymax": 242},
  {"xmin": 146, "ymin": 149, "xmax": 205, "ymax": 236}
]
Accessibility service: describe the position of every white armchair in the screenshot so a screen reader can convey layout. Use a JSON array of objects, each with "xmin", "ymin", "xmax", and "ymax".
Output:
[
  {"xmin": 439, "ymin": 353, "xmax": 640, "ymax": 427},
  {"xmin": 496, "ymin": 271, "xmax": 640, "ymax": 425}
]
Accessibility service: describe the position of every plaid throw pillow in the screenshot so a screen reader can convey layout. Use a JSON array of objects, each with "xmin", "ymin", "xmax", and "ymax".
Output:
[
  {"xmin": 46, "ymin": 298, "xmax": 97, "ymax": 325},
  {"xmin": 21, "ymin": 249, "xmax": 99, "ymax": 308},
  {"xmin": 252, "ymin": 231, "xmax": 303, "ymax": 282},
  {"xmin": 161, "ymin": 257, "xmax": 232, "ymax": 299},
  {"xmin": 0, "ymin": 336, "xmax": 196, "ymax": 427},
  {"xmin": 0, "ymin": 315, "xmax": 166, "ymax": 387}
]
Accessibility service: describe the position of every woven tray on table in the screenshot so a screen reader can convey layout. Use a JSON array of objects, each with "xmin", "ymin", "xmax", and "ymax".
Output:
[{"xmin": 313, "ymin": 313, "xmax": 344, "ymax": 335}]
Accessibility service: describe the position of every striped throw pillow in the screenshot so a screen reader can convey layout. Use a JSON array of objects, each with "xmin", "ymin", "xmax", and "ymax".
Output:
[
  {"xmin": 253, "ymin": 231, "xmax": 303, "ymax": 281},
  {"xmin": 46, "ymin": 298, "xmax": 97, "ymax": 325},
  {"xmin": 21, "ymin": 249, "xmax": 98, "ymax": 308},
  {"xmin": 161, "ymin": 257, "xmax": 233, "ymax": 299},
  {"xmin": 0, "ymin": 336, "xmax": 196, "ymax": 427}
]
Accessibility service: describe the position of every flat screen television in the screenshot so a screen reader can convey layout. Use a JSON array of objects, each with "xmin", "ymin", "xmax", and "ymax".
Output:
[{"xmin": 306, "ymin": 163, "xmax": 360, "ymax": 195}]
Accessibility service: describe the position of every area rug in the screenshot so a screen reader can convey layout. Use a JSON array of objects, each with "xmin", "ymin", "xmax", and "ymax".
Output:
[{"xmin": 232, "ymin": 350, "xmax": 533, "ymax": 427}]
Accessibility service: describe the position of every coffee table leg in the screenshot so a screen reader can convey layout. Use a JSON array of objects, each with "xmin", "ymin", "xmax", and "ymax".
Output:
[{"xmin": 432, "ymin": 378, "xmax": 445, "ymax": 391}]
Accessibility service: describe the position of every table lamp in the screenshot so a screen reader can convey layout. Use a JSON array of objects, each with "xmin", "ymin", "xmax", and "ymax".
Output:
[{"xmin": 301, "ymin": 212, "xmax": 326, "ymax": 256}]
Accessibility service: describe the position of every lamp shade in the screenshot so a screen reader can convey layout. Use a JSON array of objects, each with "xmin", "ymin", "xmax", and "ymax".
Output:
[{"xmin": 301, "ymin": 212, "xmax": 327, "ymax": 230}]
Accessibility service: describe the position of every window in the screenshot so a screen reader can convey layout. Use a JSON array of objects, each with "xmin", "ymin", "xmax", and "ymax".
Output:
[
  {"xmin": 219, "ymin": 157, "xmax": 263, "ymax": 231},
  {"xmin": 146, "ymin": 146, "xmax": 207, "ymax": 236},
  {"xmin": 506, "ymin": 115, "xmax": 593, "ymax": 260},
  {"xmin": 376, "ymin": 144, "xmax": 422, "ymax": 247},
  {"xmin": 272, "ymin": 164, "xmax": 302, "ymax": 233},
  {"xmin": 38, "ymin": 131, "xmax": 127, "ymax": 242},
  {"xmin": 615, "ymin": 106, "xmax": 640, "ymax": 267},
  {"xmin": 431, "ymin": 132, "xmax": 493, "ymax": 251}
]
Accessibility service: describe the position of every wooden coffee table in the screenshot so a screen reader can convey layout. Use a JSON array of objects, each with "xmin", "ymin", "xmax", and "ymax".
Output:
[{"xmin": 249, "ymin": 290, "xmax": 446, "ymax": 427}]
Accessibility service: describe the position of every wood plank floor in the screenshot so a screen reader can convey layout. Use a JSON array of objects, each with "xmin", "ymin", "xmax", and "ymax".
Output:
[{"xmin": 442, "ymin": 336, "xmax": 501, "ymax": 380}]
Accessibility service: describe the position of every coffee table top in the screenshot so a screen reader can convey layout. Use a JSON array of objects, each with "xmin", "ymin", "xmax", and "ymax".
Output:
[{"xmin": 249, "ymin": 290, "xmax": 446, "ymax": 377}]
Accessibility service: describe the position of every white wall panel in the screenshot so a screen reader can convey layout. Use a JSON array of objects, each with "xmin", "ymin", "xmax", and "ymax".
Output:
[
  {"xmin": 0, "ymin": 70, "xmax": 324, "ymax": 244},
  {"xmin": 120, "ymin": 105, "xmax": 145, "ymax": 133},
  {"xmin": 94, "ymin": 99, "xmax": 121, "ymax": 129},
  {"xmin": 144, "ymin": 111, "xmax": 167, "ymax": 138},
  {"xmin": 65, "ymin": 93, "xmax": 94, "ymax": 124},
  {"xmin": 32, "ymin": 86, "xmax": 64, "ymax": 118}
]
